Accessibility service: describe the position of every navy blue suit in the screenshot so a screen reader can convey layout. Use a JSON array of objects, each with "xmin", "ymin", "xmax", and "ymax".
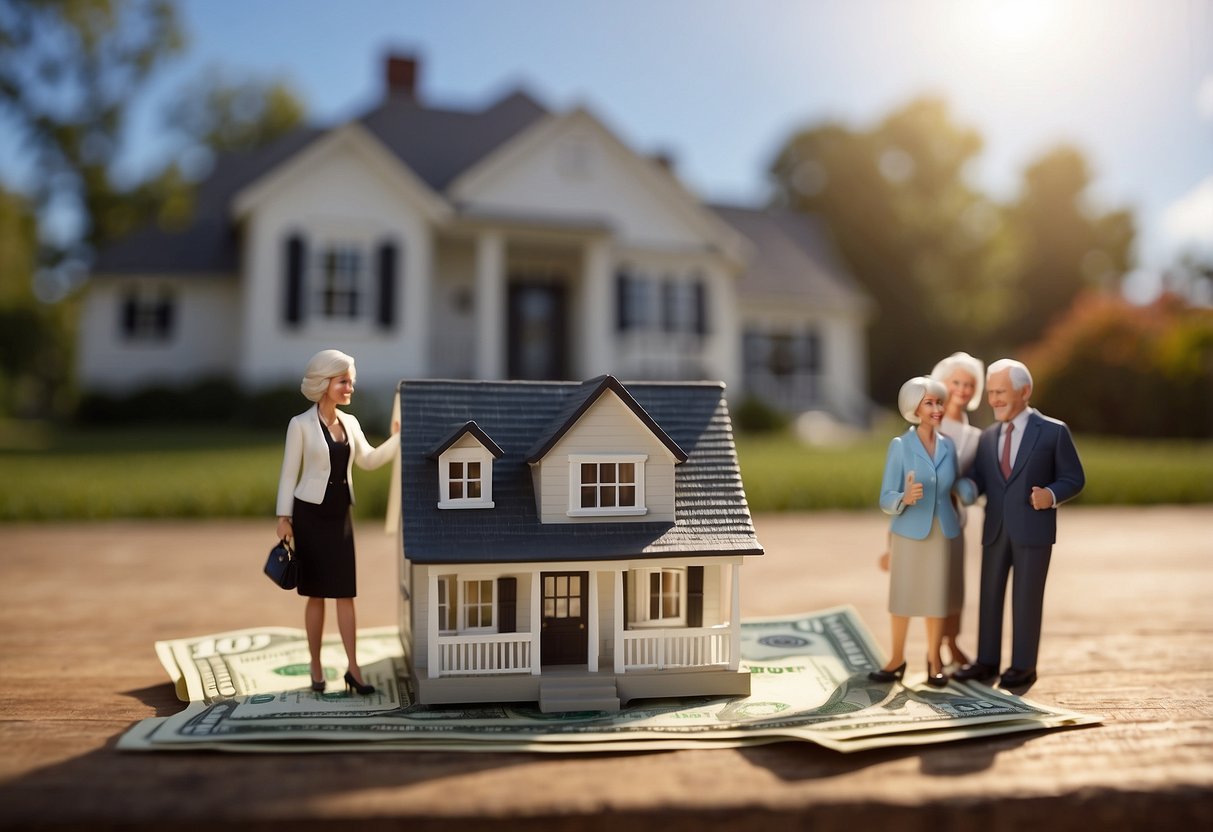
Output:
[{"xmin": 969, "ymin": 410, "xmax": 1085, "ymax": 672}]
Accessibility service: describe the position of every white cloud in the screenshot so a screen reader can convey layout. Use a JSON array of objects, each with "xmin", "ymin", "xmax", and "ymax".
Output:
[
  {"xmin": 1199, "ymin": 74, "xmax": 1213, "ymax": 122},
  {"xmin": 1162, "ymin": 175, "xmax": 1213, "ymax": 259}
]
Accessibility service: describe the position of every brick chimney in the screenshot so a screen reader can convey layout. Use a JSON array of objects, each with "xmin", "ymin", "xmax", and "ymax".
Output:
[{"xmin": 385, "ymin": 54, "xmax": 418, "ymax": 100}]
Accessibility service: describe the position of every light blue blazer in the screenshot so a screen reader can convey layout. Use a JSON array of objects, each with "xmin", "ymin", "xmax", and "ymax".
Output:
[
  {"xmin": 276, "ymin": 405, "xmax": 400, "ymax": 517},
  {"xmin": 879, "ymin": 428, "xmax": 975, "ymax": 540}
]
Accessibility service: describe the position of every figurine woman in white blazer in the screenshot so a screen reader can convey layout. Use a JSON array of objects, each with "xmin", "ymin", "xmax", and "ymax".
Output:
[{"xmin": 276, "ymin": 349, "xmax": 399, "ymax": 695}]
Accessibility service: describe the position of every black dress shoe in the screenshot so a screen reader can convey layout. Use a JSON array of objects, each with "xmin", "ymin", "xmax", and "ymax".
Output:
[
  {"xmin": 952, "ymin": 661, "xmax": 998, "ymax": 682},
  {"xmin": 868, "ymin": 661, "xmax": 906, "ymax": 683},
  {"xmin": 925, "ymin": 655, "xmax": 948, "ymax": 687},
  {"xmin": 999, "ymin": 667, "xmax": 1037, "ymax": 687}
]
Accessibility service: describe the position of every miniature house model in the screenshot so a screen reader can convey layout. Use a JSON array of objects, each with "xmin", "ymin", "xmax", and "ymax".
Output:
[{"xmin": 396, "ymin": 375, "xmax": 763, "ymax": 712}]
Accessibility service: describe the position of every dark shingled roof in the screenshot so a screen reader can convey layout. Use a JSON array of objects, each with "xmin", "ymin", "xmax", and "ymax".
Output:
[
  {"xmin": 398, "ymin": 377, "xmax": 762, "ymax": 565},
  {"xmin": 426, "ymin": 420, "xmax": 505, "ymax": 460}
]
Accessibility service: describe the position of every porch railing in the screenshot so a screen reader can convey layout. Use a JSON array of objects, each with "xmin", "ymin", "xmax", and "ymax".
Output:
[
  {"xmin": 621, "ymin": 626, "xmax": 732, "ymax": 671},
  {"xmin": 436, "ymin": 632, "xmax": 534, "ymax": 676}
]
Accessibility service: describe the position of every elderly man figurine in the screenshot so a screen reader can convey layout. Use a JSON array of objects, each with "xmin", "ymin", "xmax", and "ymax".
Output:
[{"xmin": 952, "ymin": 358, "xmax": 1085, "ymax": 688}]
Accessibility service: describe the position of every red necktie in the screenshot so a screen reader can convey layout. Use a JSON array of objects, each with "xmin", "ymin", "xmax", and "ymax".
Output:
[{"xmin": 1000, "ymin": 423, "xmax": 1014, "ymax": 479}]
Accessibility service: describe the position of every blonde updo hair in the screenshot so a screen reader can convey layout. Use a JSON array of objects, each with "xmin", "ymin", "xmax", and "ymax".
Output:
[
  {"xmin": 930, "ymin": 351, "xmax": 985, "ymax": 411},
  {"xmin": 301, "ymin": 349, "xmax": 356, "ymax": 403},
  {"xmin": 898, "ymin": 376, "xmax": 947, "ymax": 424}
]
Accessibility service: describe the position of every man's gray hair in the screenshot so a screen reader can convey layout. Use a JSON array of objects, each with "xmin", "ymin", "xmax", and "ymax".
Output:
[{"xmin": 987, "ymin": 358, "xmax": 1032, "ymax": 392}]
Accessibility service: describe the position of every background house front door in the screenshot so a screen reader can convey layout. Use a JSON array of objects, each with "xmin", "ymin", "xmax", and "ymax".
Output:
[
  {"xmin": 508, "ymin": 281, "xmax": 568, "ymax": 380},
  {"xmin": 540, "ymin": 571, "xmax": 588, "ymax": 665}
]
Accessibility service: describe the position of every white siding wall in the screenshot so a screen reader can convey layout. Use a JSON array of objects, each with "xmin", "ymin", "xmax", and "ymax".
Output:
[
  {"xmin": 77, "ymin": 276, "xmax": 240, "ymax": 391},
  {"xmin": 536, "ymin": 391, "xmax": 677, "ymax": 524},
  {"xmin": 238, "ymin": 139, "xmax": 433, "ymax": 398}
]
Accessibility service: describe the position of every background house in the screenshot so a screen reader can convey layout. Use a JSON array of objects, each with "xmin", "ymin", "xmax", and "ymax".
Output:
[{"xmin": 78, "ymin": 56, "xmax": 872, "ymax": 424}]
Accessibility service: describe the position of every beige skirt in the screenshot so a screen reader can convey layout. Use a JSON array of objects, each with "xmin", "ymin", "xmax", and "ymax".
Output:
[{"xmin": 888, "ymin": 520, "xmax": 951, "ymax": 618}]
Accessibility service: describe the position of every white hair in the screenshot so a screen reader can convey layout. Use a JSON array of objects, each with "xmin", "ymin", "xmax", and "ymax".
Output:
[
  {"xmin": 930, "ymin": 351, "xmax": 985, "ymax": 412},
  {"xmin": 898, "ymin": 376, "xmax": 947, "ymax": 424},
  {"xmin": 300, "ymin": 349, "xmax": 356, "ymax": 402},
  {"xmin": 987, "ymin": 358, "xmax": 1032, "ymax": 392}
]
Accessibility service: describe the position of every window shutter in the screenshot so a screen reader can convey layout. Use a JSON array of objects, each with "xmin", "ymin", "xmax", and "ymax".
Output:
[
  {"xmin": 615, "ymin": 270, "xmax": 629, "ymax": 332},
  {"xmin": 687, "ymin": 566, "xmax": 704, "ymax": 627},
  {"xmin": 377, "ymin": 241, "xmax": 399, "ymax": 330},
  {"xmin": 121, "ymin": 293, "xmax": 138, "ymax": 337},
  {"xmin": 693, "ymin": 278, "xmax": 709, "ymax": 335},
  {"xmin": 155, "ymin": 296, "xmax": 175, "ymax": 339},
  {"xmin": 622, "ymin": 570, "xmax": 630, "ymax": 628},
  {"xmin": 284, "ymin": 234, "xmax": 306, "ymax": 326},
  {"xmin": 497, "ymin": 577, "xmax": 517, "ymax": 633}
]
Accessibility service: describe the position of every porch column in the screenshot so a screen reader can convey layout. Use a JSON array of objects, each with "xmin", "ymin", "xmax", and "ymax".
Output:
[
  {"xmin": 427, "ymin": 571, "xmax": 440, "ymax": 679},
  {"xmin": 530, "ymin": 571, "xmax": 542, "ymax": 675},
  {"xmin": 613, "ymin": 569, "xmax": 625, "ymax": 674},
  {"xmin": 587, "ymin": 570, "xmax": 600, "ymax": 672},
  {"xmin": 578, "ymin": 237, "xmax": 613, "ymax": 378},
  {"xmin": 475, "ymin": 231, "xmax": 506, "ymax": 379},
  {"xmin": 729, "ymin": 563, "xmax": 742, "ymax": 671}
]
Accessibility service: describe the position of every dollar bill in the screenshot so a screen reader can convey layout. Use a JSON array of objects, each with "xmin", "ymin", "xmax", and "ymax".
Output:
[{"xmin": 124, "ymin": 607, "xmax": 1100, "ymax": 753}]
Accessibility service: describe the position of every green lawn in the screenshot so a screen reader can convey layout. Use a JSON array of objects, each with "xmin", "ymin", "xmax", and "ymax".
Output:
[{"xmin": 0, "ymin": 424, "xmax": 1209, "ymax": 521}]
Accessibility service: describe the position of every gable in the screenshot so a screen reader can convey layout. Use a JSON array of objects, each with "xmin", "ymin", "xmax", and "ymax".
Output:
[{"xmin": 448, "ymin": 110, "xmax": 746, "ymax": 261}]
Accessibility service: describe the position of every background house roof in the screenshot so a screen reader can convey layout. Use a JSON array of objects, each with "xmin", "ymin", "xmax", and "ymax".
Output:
[
  {"xmin": 713, "ymin": 204, "xmax": 872, "ymax": 312},
  {"xmin": 398, "ymin": 378, "xmax": 763, "ymax": 564}
]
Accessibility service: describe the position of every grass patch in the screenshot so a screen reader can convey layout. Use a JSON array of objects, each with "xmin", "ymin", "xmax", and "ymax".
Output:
[{"xmin": 0, "ymin": 425, "xmax": 1209, "ymax": 521}]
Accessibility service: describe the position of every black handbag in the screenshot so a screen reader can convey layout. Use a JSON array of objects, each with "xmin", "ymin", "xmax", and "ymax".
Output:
[{"xmin": 264, "ymin": 537, "xmax": 298, "ymax": 590}]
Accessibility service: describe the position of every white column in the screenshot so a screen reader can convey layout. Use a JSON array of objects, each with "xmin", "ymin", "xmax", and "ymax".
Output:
[
  {"xmin": 729, "ymin": 563, "xmax": 742, "ymax": 671},
  {"xmin": 587, "ymin": 570, "xmax": 599, "ymax": 672},
  {"xmin": 579, "ymin": 237, "xmax": 613, "ymax": 378},
  {"xmin": 475, "ymin": 231, "xmax": 506, "ymax": 379},
  {"xmin": 613, "ymin": 569, "xmax": 625, "ymax": 674},
  {"xmin": 426, "ymin": 570, "xmax": 440, "ymax": 679},
  {"xmin": 404, "ymin": 230, "xmax": 432, "ymax": 376},
  {"xmin": 530, "ymin": 571, "xmax": 542, "ymax": 675}
]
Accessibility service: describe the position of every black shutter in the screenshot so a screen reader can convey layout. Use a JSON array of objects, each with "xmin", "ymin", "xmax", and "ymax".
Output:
[
  {"xmin": 497, "ymin": 577, "xmax": 517, "ymax": 633},
  {"xmin": 284, "ymin": 234, "xmax": 306, "ymax": 326},
  {"xmin": 121, "ymin": 292, "xmax": 138, "ymax": 338},
  {"xmin": 377, "ymin": 241, "xmax": 398, "ymax": 330},
  {"xmin": 693, "ymin": 278, "xmax": 709, "ymax": 335},
  {"xmin": 615, "ymin": 270, "xmax": 629, "ymax": 332},
  {"xmin": 622, "ymin": 570, "xmax": 629, "ymax": 628},
  {"xmin": 155, "ymin": 296, "xmax": 174, "ymax": 339},
  {"xmin": 687, "ymin": 566, "xmax": 704, "ymax": 628}
]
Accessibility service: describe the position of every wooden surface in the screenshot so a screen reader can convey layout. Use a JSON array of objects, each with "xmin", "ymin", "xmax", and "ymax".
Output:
[{"xmin": 2, "ymin": 506, "xmax": 1211, "ymax": 830}]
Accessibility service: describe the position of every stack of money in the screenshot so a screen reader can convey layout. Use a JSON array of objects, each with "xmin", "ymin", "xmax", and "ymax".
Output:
[{"xmin": 120, "ymin": 607, "xmax": 1099, "ymax": 754}]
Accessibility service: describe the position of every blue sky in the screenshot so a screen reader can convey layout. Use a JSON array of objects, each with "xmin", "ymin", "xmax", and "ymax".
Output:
[{"xmin": 6, "ymin": 0, "xmax": 1212, "ymax": 297}]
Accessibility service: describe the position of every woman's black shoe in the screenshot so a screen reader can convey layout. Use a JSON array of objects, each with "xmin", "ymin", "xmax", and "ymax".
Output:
[
  {"xmin": 344, "ymin": 671, "xmax": 375, "ymax": 695},
  {"xmin": 868, "ymin": 661, "xmax": 906, "ymax": 683},
  {"xmin": 925, "ymin": 655, "xmax": 949, "ymax": 687},
  {"xmin": 310, "ymin": 677, "xmax": 326, "ymax": 693}
]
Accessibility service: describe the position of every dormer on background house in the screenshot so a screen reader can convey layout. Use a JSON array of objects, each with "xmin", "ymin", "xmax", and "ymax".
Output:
[
  {"xmin": 396, "ymin": 375, "xmax": 762, "ymax": 712},
  {"xmin": 79, "ymin": 53, "xmax": 873, "ymax": 426}
]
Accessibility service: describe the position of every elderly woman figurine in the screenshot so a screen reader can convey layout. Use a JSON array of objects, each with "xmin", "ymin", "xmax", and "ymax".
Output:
[
  {"xmin": 276, "ymin": 349, "xmax": 399, "ymax": 695},
  {"xmin": 871, "ymin": 376, "xmax": 975, "ymax": 687},
  {"xmin": 930, "ymin": 351, "xmax": 985, "ymax": 668}
]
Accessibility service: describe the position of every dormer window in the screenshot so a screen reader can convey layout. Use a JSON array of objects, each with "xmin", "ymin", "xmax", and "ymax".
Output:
[
  {"xmin": 428, "ymin": 421, "xmax": 504, "ymax": 510},
  {"xmin": 567, "ymin": 454, "xmax": 647, "ymax": 517}
]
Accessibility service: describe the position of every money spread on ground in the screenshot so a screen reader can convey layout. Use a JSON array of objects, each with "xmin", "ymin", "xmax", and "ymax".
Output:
[{"xmin": 121, "ymin": 606, "xmax": 1100, "ymax": 754}]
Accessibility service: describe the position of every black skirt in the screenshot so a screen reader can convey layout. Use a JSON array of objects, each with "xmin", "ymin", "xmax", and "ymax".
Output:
[{"xmin": 294, "ymin": 418, "xmax": 356, "ymax": 598}]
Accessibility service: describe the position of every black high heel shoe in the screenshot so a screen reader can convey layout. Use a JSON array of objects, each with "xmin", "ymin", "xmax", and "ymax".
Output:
[
  {"xmin": 310, "ymin": 676, "xmax": 326, "ymax": 693},
  {"xmin": 344, "ymin": 670, "xmax": 375, "ymax": 696},
  {"xmin": 868, "ymin": 661, "xmax": 907, "ymax": 683},
  {"xmin": 925, "ymin": 655, "xmax": 948, "ymax": 688}
]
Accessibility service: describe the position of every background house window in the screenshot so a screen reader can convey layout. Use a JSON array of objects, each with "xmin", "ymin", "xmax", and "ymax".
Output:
[
  {"xmin": 462, "ymin": 579, "xmax": 494, "ymax": 630},
  {"xmin": 120, "ymin": 287, "xmax": 175, "ymax": 342},
  {"xmin": 317, "ymin": 244, "xmax": 363, "ymax": 319}
]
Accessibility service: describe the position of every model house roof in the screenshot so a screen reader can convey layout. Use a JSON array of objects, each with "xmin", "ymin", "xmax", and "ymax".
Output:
[{"xmin": 399, "ymin": 377, "xmax": 763, "ymax": 564}]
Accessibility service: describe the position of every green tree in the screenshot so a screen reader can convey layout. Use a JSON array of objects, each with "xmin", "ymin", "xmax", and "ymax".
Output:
[
  {"xmin": 1001, "ymin": 146, "xmax": 1135, "ymax": 348},
  {"xmin": 770, "ymin": 97, "xmax": 1014, "ymax": 401}
]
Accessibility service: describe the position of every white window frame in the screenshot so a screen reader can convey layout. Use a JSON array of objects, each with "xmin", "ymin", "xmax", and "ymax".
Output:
[
  {"xmin": 630, "ymin": 567, "xmax": 687, "ymax": 627},
  {"xmin": 314, "ymin": 240, "xmax": 365, "ymax": 322},
  {"xmin": 567, "ymin": 454, "xmax": 647, "ymax": 517},
  {"xmin": 460, "ymin": 578, "xmax": 496, "ymax": 633},
  {"xmin": 437, "ymin": 447, "xmax": 495, "ymax": 509}
]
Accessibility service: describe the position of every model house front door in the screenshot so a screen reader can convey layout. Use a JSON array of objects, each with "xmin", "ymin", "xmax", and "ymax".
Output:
[
  {"xmin": 540, "ymin": 571, "xmax": 588, "ymax": 665},
  {"xmin": 507, "ymin": 281, "xmax": 568, "ymax": 380}
]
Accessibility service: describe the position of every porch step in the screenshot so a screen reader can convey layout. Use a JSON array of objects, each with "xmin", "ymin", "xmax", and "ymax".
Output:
[{"xmin": 538, "ymin": 675, "xmax": 620, "ymax": 714}]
